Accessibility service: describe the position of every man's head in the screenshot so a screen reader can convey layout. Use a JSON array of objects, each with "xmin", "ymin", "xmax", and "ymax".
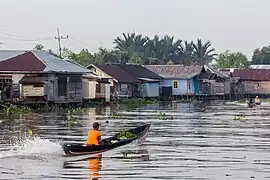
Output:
[
  {"xmin": 93, "ymin": 122, "xmax": 100, "ymax": 130},
  {"xmin": 256, "ymin": 96, "xmax": 259, "ymax": 98}
]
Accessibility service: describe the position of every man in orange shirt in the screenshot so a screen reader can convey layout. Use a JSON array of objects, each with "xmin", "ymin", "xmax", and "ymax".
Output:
[{"xmin": 85, "ymin": 122, "xmax": 101, "ymax": 145}]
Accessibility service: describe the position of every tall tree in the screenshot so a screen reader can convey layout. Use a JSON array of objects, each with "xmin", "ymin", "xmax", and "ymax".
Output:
[
  {"xmin": 251, "ymin": 46, "xmax": 270, "ymax": 64},
  {"xmin": 114, "ymin": 33, "xmax": 148, "ymax": 64},
  {"xmin": 192, "ymin": 39, "xmax": 217, "ymax": 65},
  {"xmin": 178, "ymin": 41, "xmax": 194, "ymax": 65},
  {"xmin": 214, "ymin": 50, "xmax": 249, "ymax": 68}
]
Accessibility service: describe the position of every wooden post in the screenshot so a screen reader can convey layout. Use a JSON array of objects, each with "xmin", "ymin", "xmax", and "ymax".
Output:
[{"xmin": 67, "ymin": 76, "xmax": 69, "ymax": 102}]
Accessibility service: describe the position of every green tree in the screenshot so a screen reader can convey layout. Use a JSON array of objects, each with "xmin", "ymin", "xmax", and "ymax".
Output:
[
  {"xmin": 34, "ymin": 44, "xmax": 44, "ymax": 51},
  {"xmin": 178, "ymin": 41, "xmax": 194, "ymax": 65},
  {"xmin": 214, "ymin": 50, "xmax": 249, "ymax": 68},
  {"xmin": 192, "ymin": 39, "xmax": 217, "ymax": 65},
  {"xmin": 34, "ymin": 34, "xmax": 221, "ymax": 66},
  {"xmin": 33, "ymin": 44, "xmax": 61, "ymax": 58},
  {"xmin": 67, "ymin": 49, "xmax": 96, "ymax": 66},
  {"xmin": 114, "ymin": 33, "xmax": 148, "ymax": 64},
  {"xmin": 251, "ymin": 46, "xmax": 270, "ymax": 64}
]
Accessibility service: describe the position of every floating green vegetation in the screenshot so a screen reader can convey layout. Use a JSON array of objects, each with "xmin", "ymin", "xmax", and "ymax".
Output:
[
  {"xmin": 262, "ymin": 98, "xmax": 270, "ymax": 102},
  {"xmin": 37, "ymin": 105, "xmax": 85, "ymax": 113},
  {"xmin": 36, "ymin": 105, "xmax": 64, "ymax": 112},
  {"xmin": 233, "ymin": 115, "xmax": 246, "ymax": 121},
  {"xmin": 0, "ymin": 103, "xmax": 31, "ymax": 117},
  {"xmin": 175, "ymin": 98, "xmax": 196, "ymax": 103},
  {"xmin": 158, "ymin": 112, "xmax": 174, "ymax": 120},
  {"xmin": 159, "ymin": 112, "xmax": 166, "ymax": 120},
  {"xmin": 66, "ymin": 108, "xmax": 82, "ymax": 129},
  {"xmin": 110, "ymin": 113, "xmax": 121, "ymax": 119},
  {"xmin": 120, "ymin": 98, "xmax": 158, "ymax": 109}
]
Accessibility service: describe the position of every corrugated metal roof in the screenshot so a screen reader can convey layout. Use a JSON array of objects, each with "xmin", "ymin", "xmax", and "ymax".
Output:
[
  {"xmin": 0, "ymin": 51, "xmax": 46, "ymax": 72},
  {"xmin": 250, "ymin": 65, "xmax": 270, "ymax": 69},
  {"xmin": 97, "ymin": 64, "xmax": 140, "ymax": 83},
  {"xmin": 0, "ymin": 50, "xmax": 93, "ymax": 74},
  {"xmin": 232, "ymin": 69, "xmax": 270, "ymax": 81},
  {"xmin": 137, "ymin": 78, "xmax": 160, "ymax": 82},
  {"xmin": 96, "ymin": 64, "xmax": 161, "ymax": 83},
  {"xmin": 118, "ymin": 64, "xmax": 161, "ymax": 79},
  {"xmin": 204, "ymin": 65, "xmax": 229, "ymax": 78},
  {"xmin": 0, "ymin": 50, "xmax": 27, "ymax": 61},
  {"xmin": 144, "ymin": 65, "xmax": 204, "ymax": 79},
  {"xmin": 32, "ymin": 51, "xmax": 91, "ymax": 73}
]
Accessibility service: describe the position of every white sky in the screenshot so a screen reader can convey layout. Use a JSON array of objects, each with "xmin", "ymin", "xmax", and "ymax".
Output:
[{"xmin": 0, "ymin": 0, "xmax": 269, "ymax": 59}]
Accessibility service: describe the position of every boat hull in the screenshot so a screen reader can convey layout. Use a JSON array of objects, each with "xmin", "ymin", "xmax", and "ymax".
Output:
[{"xmin": 62, "ymin": 123, "xmax": 151, "ymax": 157}]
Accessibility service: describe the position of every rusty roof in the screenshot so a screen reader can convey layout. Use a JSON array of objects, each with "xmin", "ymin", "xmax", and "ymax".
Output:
[
  {"xmin": 0, "ymin": 50, "xmax": 93, "ymax": 74},
  {"xmin": 204, "ymin": 65, "xmax": 229, "ymax": 79},
  {"xmin": 144, "ymin": 65, "xmax": 204, "ymax": 79},
  {"xmin": 232, "ymin": 69, "xmax": 270, "ymax": 81},
  {"xmin": 0, "ymin": 51, "xmax": 46, "ymax": 72},
  {"xmin": 96, "ymin": 64, "xmax": 161, "ymax": 83},
  {"xmin": 97, "ymin": 64, "xmax": 140, "ymax": 83}
]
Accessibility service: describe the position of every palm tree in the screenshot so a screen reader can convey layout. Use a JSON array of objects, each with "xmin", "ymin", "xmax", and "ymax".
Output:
[
  {"xmin": 179, "ymin": 41, "xmax": 195, "ymax": 65},
  {"xmin": 113, "ymin": 33, "xmax": 148, "ymax": 64},
  {"xmin": 192, "ymin": 39, "xmax": 217, "ymax": 65}
]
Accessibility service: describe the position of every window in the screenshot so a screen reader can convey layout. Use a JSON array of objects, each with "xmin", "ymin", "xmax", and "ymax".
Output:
[
  {"xmin": 120, "ymin": 83, "xmax": 128, "ymax": 91},
  {"xmin": 254, "ymin": 83, "xmax": 260, "ymax": 89},
  {"xmin": 96, "ymin": 84, "xmax": 101, "ymax": 93},
  {"xmin": 58, "ymin": 75, "xmax": 67, "ymax": 96},
  {"xmin": 188, "ymin": 81, "xmax": 191, "ymax": 90},
  {"xmin": 172, "ymin": 80, "xmax": 179, "ymax": 89}
]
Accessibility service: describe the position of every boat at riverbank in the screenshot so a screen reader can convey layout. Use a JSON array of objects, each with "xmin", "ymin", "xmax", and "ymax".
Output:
[{"xmin": 62, "ymin": 123, "xmax": 151, "ymax": 157}]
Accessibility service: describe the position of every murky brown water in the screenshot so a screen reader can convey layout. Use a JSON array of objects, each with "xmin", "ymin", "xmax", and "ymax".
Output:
[{"xmin": 1, "ymin": 101, "xmax": 270, "ymax": 180}]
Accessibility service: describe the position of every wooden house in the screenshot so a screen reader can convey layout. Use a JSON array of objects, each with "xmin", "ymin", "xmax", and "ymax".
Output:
[
  {"xmin": 82, "ymin": 73, "xmax": 111, "ymax": 103},
  {"xmin": 0, "ymin": 50, "xmax": 96, "ymax": 104},
  {"xmin": 144, "ymin": 65, "xmax": 204, "ymax": 98},
  {"xmin": 232, "ymin": 68, "xmax": 270, "ymax": 95},
  {"xmin": 202, "ymin": 66, "xmax": 231, "ymax": 96},
  {"xmin": 87, "ymin": 64, "xmax": 161, "ymax": 98},
  {"xmin": 145, "ymin": 65, "xmax": 230, "ymax": 98}
]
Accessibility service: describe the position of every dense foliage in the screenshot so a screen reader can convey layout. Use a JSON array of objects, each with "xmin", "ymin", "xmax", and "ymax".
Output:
[
  {"xmin": 35, "ymin": 33, "xmax": 217, "ymax": 66},
  {"xmin": 35, "ymin": 32, "xmax": 270, "ymax": 68},
  {"xmin": 213, "ymin": 50, "xmax": 250, "ymax": 68}
]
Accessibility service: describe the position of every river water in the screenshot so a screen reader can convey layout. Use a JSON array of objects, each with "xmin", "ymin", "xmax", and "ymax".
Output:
[{"xmin": 1, "ymin": 101, "xmax": 270, "ymax": 180}]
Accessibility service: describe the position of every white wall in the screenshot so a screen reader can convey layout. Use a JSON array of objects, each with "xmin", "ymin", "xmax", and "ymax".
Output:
[{"xmin": 82, "ymin": 78, "xmax": 97, "ymax": 99}]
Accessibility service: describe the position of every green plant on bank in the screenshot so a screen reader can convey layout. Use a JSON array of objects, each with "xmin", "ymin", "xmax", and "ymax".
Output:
[
  {"xmin": 37, "ymin": 105, "xmax": 85, "ymax": 113},
  {"xmin": 175, "ymin": 98, "xmax": 196, "ymax": 103},
  {"xmin": 120, "ymin": 98, "xmax": 158, "ymax": 108},
  {"xmin": 1, "ymin": 103, "xmax": 31, "ymax": 117}
]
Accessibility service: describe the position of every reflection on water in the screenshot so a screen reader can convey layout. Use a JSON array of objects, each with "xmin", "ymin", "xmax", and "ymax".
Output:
[
  {"xmin": 88, "ymin": 154, "xmax": 102, "ymax": 180},
  {"xmin": 2, "ymin": 101, "xmax": 270, "ymax": 179}
]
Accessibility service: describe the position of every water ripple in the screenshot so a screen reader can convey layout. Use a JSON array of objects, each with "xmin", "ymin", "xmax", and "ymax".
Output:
[{"xmin": 1, "ymin": 101, "xmax": 270, "ymax": 179}]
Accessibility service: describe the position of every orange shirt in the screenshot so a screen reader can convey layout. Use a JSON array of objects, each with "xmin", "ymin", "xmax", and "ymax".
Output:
[{"xmin": 85, "ymin": 130, "xmax": 101, "ymax": 145}]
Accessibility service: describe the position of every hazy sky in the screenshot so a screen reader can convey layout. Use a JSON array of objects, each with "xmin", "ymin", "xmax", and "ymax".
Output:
[{"xmin": 0, "ymin": 0, "xmax": 269, "ymax": 59}]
